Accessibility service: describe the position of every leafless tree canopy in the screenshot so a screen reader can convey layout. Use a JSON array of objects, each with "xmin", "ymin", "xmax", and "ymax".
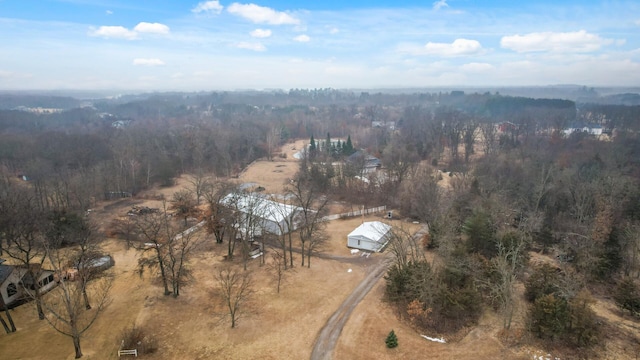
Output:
[{"xmin": 215, "ymin": 268, "xmax": 254, "ymax": 328}]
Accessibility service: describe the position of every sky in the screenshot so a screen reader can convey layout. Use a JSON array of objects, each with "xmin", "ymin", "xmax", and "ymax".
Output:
[{"xmin": 0, "ymin": 0, "xmax": 639, "ymax": 91}]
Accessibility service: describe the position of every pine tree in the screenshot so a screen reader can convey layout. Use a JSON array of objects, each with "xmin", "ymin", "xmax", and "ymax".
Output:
[
  {"xmin": 326, "ymin": 132, "xmax": 331, "ymax": 154},
  {"xmin": 385, "ymin": 330, "xmax": 398, "ymax": 348},
  {"xmin": 345, "ymin": 135, "xmax": 354, "ymax": 155},
  {"xmin": 309, "ymin": 135, "xmax": 316, "ymax": 158}
]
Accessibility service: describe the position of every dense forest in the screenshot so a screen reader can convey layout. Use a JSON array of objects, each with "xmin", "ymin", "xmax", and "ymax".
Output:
[{"xmin": 2, "ymin": 88, "xmax": 640, "ymax": 357}]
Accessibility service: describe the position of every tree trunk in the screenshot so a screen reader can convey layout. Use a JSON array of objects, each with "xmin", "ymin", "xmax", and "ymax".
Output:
[
  {"xmin": 82, "ymin": 286, "xmax": 92, "ymax": 310},
  {"xmin": 242, "ymin": 239, "xmax": 248, "ymax": 271},
  {"xmin": 227, "ymin": 229, "xmax": 236, "ymax": 260},
  {"xmin": 73, "ymin": 335, "xmax": 83, "ymax": 358},
  {"xmin": 0, "ymin": 314, "xmax": 9, "ymax": 333},
  {"xmin": 155, "ymin": 246, "xmax": 171, "ymax": 296},
  {"xmin": 4, "ymin": 308, "xmax": 16, "ymax": 332},
  {"xmin": 36, "ymin": 295, "xmax": 45, "ymax": 320},
  {"xmin": 288, "ymin": 233, "xmax": 294, "ymax": 269}
]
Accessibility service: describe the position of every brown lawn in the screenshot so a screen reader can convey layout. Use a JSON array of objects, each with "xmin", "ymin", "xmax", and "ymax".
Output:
[{"xmin": 2, "ymin": 139, "xmax": 637, "ymax": 360}]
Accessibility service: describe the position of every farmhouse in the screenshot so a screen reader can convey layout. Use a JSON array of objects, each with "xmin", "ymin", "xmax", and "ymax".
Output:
[
  {"xmin": 563, "ymin": 122, "xmax": 603, "ymax": 136},
  {"xmin": 0, "ymin": 260, "xmax": 57, "ymax": 309},
  {"xmin": 346, "ymin": 150, "xmax": 381, "ymax": 174},
  {"xmin": 347, "ymin": 221, "xmax": 392, "ymax": 252},
  {"xmin": 221, "ymin": 193, "xmax": 304, "ymax": 236}
]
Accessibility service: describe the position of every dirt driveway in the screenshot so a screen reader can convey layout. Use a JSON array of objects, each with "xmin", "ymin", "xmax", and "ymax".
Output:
[{"xmin": 311, "ymin": 253, "xmax": 391, "ymax": 360}]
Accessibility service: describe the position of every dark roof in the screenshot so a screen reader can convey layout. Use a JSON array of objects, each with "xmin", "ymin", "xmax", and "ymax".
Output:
[
  {"xmin": 0, "ymin": 265, "xmax": 14, "ymax": 284},
  {"xmin": 347, "ymin": 151, "xmax": 381, "ymax": 167}
]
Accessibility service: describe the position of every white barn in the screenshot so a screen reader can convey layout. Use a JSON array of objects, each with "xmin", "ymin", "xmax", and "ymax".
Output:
[
  {"xmin": 221, "ymin": 193, "xmax": 304, "ymax": 237},
  {"xmin": 347, "ymin": 221, "xmax": 392, "ymax": 252}
]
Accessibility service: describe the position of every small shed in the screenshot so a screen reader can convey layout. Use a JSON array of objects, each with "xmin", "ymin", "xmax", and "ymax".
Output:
[{"xmin": 347, "ymin": 221, "xmax": 392, "ymax": 252}]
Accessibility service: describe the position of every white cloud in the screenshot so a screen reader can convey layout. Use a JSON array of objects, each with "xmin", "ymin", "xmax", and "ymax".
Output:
[
  {"xmin": 433, "ymin": 0, "xmax": 449, "ymax": 11},
  {"xmin": 250, "ymin": 29, "xmax": 272, "ymax": 38},
  {"xmin": 192, "ymin": 1, "xmax": 224, "ymax": 14},
  {"xmin": 89, "ymin": 26, "xmax": 137, "ymax": 40},
  {"xmin": 422, "ymin": 38, "xmax": 483, "ymax": 56},
  {"xmin": 227, "ymin": 3, "xmax": 300, "ymax": 25},
  {"xmin": 461, "ymin": 62, "xmax": 494, "ymax": 72},
  {"xmin": 294, "ymin": 34, "xmax": 310, "ymax": 42},
  {"xmin": 635, "ymin": 19, "xmax": 640, "ymax": 26},
  {"xmin": 106, "ymin": 10, "xmax": 113, "ymax": 15},
  {"xmin": 329, "ymin": 27, "xmax": 339, "ymax": 34},
  {"xmin": 132, "ymin": 58, "xmax": 165, "ymax": 66},
  {"xmin": 236, "ymin": 42, "xmax": 266, "ymax": 51},
  {"xmin": 500, "ymin": 30, "xmax": 613, "ymax": 53},
  {"xmin": 89, "ymin": 23, "xmax": 169, "ymax": 40},
  {"xmin": 133, "ymin": 22, "xmax": 170, "ymax": 35}
]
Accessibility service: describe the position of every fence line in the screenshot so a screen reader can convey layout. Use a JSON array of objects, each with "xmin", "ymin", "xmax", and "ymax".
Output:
[
  {"xmin": 174, "ymin": 220, "xmax": 205, "ymax": 240},
  {"xmin": 322, "ymin": 205, "xmax": 387, "ymax": 221}
]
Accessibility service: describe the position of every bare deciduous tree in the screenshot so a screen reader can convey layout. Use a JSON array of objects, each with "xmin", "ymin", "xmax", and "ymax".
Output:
[
  {"xmin": 203, "ymin": 181, "xmax": 235, "ymax": 246},
  {"xmin": 268, "ymin": 249, "xmax": 287, "ymax": 293},
  {"xmin": 134, "ymin": 209, "xmax": 172, "ymax": 296},
  {"xmin": 165, "ymin": 227, "xmax": 201, "ymax": 297},
  {"xmin": 215, "ymin": 268, "xmax": 253, "ymax": 328},
  {"xmin": 135, "ymin": 203, "xmax": 200, "ymax": 297},
  {"xmin": 266, "ymin": 125, "xmax": 282, "ymax": 161},
  {"xmin": 479, "ymin": 121, "xmax": 498, "ymax": 157},
  {"xmin": 387, "ymin": 226, "xmax": 426, "ymax": 270},
  {"xmin": 489, "ymin": 232, "xmax": 526, "ymax": 329},
  {"xmin": 462, "ymin": 121, "xmax": 478, "ymax": 163},
  {"xmin": 1, "ymin": 187, "xmax": 47, "ymax": 320},
  {"xmin": 187, "ymin": 171, "xmax": 212, "ymax": 205},
  {"xmin": 41, "ymin": 237, "xmax": 112, "ymax": 359},
  {"xmin": 170, "ymin": 189, "xmax": 199, "ymax": 227},
  {"xmin": 383, "ymin": 133, "xmax": 420, "ymax": 188},
  {"xmin": 290, "ymin": 175, "xmax": 329, "ymax": 268}
]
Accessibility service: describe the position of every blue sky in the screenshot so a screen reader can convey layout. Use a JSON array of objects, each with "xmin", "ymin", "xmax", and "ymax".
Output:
[{"xmin": 0, "ymin": 0, "xmax": 639, "ymax": 91}]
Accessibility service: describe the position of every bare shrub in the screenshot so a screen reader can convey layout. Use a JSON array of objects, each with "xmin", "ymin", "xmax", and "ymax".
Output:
[{"xmin": 119, "ymin": 324, "xmax": 158, "ymax": 355}]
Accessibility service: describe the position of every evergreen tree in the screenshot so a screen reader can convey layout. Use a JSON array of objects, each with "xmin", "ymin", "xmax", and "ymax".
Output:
[
  {"xmin": 326, "ymin": 132, "xmax": 331, "ymax": 154},
  {"xmin": 385, "ymin": 330, "xmax": 398, "ymax": 348},
  {"xmin": 462, "ymin": 210, "xmax": 497, "ymax": 258},
  {"xmin": 529, "ymin": 294, "xmax": 569, "ymax": 340},
  {"xmin": 309, "ymin": 135, "xmax": 316, "ymax": 158},
  {"xmin": 614, "ymin": 277, "xmax": 640, "ymax": 315},
  {"xmin": 345, "ymin": 135, "xmax": 354, "ymax": 155}
]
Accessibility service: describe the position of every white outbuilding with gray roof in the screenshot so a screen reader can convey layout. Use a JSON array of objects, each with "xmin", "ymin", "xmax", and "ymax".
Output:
[{"xmin": 347, "ymin": 221, "xmax": 392, "ymax": 252}]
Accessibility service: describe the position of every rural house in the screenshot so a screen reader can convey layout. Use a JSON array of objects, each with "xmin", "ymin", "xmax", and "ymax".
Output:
[
  {"xmin": 347, "ymin": 221, "xmax": 392, "ymax": 252},
  {"xmin": 563, "ymin": 122, "xmax": 603, "ymax": 136},
  {"xmin": 346, "ymin": 150, "xmax": 381, "ymax": 175},
  {"xmin": 0, "ymin": 260, "xmax": 57, "ymax": 309}
]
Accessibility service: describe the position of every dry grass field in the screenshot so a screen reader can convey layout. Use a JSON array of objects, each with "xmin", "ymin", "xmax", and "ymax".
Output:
[{"xmin": 2, "ymin": 139, "xmax": 639, "ymax": 360}]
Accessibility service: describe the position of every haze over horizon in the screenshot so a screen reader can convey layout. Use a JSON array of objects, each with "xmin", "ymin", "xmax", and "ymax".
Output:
[{"xmin": 1, "ymin": 0, "xmax": 639, "ymax": 91}]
